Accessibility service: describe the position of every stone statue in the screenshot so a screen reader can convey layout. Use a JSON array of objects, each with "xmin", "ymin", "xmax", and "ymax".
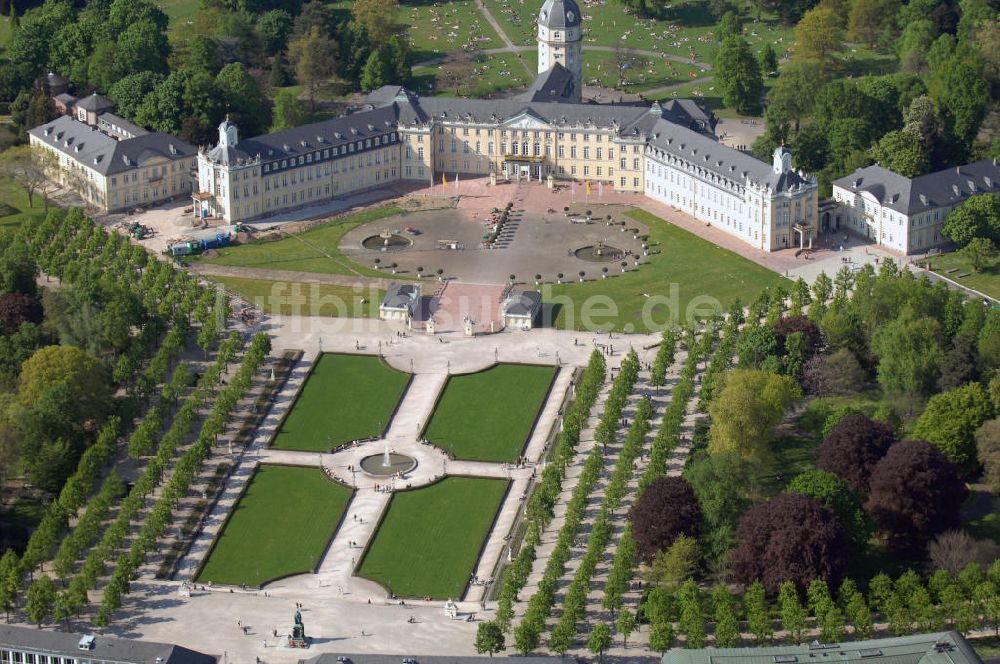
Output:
[{"xmin": 290, "ymin": 609, "xmax": 307, "ymax": 645}]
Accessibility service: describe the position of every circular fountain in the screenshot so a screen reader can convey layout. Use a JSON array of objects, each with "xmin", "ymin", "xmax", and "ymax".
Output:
[
  {"xmin": 360, "ymin": 444, "xmax": 417, "ymax": 476},
  {"xmin": 574, "ymin": 240, "xmax": 625, "ymax": 263},
  {"xmin": 362, "ymin": 230, "xmax": 412, "ymax": 252}
]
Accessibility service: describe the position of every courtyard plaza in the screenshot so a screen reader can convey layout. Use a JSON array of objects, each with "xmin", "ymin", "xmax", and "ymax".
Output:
[
  {"xmin": 126, "ymin": 175, "xmax": 908, "ymax": 295},
  {"xmin": 110, "ymin": 316, "xmax": 656, "ymax": 663}
]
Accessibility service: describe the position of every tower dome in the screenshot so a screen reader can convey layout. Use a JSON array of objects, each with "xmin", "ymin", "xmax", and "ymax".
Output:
[
  {"xmin": 537, "ymin": 0, "xmax": 582, "ymax": 101},
  {"xmin": 538, "ymin": 0, "xmax": 581, "ymax": 29}
]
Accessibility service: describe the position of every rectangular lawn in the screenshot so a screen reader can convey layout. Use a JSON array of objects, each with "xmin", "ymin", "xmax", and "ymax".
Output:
[
  {"xmin": 359, "ymin": 477, "xmax": 509, "ymax": 599},
  {"xmin": 198, "ymin": 206, "xmax": 408, "ymax": 279},
  {"xmin": 197, "ymin": 464, "xmax": 352, "ymax": 586},
  {"xmin": 273, "ymin": 353, "xmax": 410, "ymax": 451},
  {"xmin": 424, "ymin": 363, "xmax": 556, "ymax": 462}
]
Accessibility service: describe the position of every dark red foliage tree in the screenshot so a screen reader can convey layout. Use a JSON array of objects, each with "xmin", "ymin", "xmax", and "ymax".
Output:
[
  {"xmin": 866, "ymin": 440, "xmax": 968, "ymax": 555},
  {"xmin": 0, "ymin": 292, "xmax": 42, "ymax": 334},
  {"xmin": 629, "ymin": 476, "xmax": 703, "ymax": 562},
  {"xmin": 816, "ymin": 413, "xmax": 895, "ymax": 494},
  {"xmin": 774, "ymin": 315, "xmax": 822, "ymax": 353},
  {"xmin": 728, "ymin": 493, "xmax": 849, "ymax": 596}
]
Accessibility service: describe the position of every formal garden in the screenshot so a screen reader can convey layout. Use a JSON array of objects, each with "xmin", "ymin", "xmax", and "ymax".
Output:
[
  {"xmin": 423, "ymin": 363, "xmax": 557, "ymax": 462},
  {"xmin": 358, "ymin": 476, "xmax": 510, "ymax": 598},
  {"xmin": 196, "ymin": 464, "xmax": 353, "ymax": 586},
  {"xmin": 271, "ymin": 352, "xmax": 411, "ymax": 451}
]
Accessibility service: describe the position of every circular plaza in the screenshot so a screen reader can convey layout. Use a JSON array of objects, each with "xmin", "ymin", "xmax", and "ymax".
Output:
[{"xmin": 338, "ymin": 204, "xmax": 651, "ymax": 285}]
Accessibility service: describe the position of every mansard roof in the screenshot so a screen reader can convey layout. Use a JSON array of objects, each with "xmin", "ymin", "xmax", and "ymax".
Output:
[
  {"xmin": 224, "ymin": 104, "xmax": 404, "ymax": 164},
  {"xmin": 832, "ymin": 159, "xmax": 1000, "ymax": 215},
  {"xmin": 520, "ymin": 63, "xmax": 577, "ymax": 103},
  {"xmin": 646, "ymin": 118, "xmax": 813, "ymax": 193},
  {"xmin": 29, "ymin": 115, "xmax": 195, "ymax": 176}
]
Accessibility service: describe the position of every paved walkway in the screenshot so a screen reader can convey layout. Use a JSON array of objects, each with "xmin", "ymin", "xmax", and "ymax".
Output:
[
  {"xmin": 191, "ymin": 263, "xmax": 390, "ymax": 289},
  {"xmin": 415, "ymin": 44, "xmax": 709, "ymax": 71},
  {"xmin": 475, "ymin": 0, "xmax": 533, "ymax": 76}
]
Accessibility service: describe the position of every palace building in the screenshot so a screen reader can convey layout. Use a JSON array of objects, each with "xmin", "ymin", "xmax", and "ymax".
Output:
[
  {"xmin": 831, "ymin": 159, "xmax": 1000, "ymax": 255},
  {"xmin": 193, "ymin": 0, "xmax": 819, "ymax": 253}
]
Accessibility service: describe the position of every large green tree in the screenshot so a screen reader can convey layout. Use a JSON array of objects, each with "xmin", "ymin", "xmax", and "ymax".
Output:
[
  {"xmin": 215, "ymin": 63, "xmax": 270, "ymax": 137},
  {"xmin": 18, "ymin": 345, "xmax": 112, "ymax": 426},
  {"xmin": 787, "ymin": 469, "xmax": 874, "ymax": 549},
  {"xmin": 717, "ymin": 36, "xmax": 764, "ymax": 113},
  {"xmin": 943, "ymin": 193, "xmax": 1000, "ymax": 246},
  {"xmin": 871, "ymin": 313, "xmax": 944, "ymax": 396},
  {"xmin": 870, "ymin": 130, "xmax": 930, "ymax": 177},
  {"xmin": 708, "ymin": 369, "xmax": 800, "ymax": 461},
  {"xmin": 936, "ymin": 57, "xmax": 990, "ymax": 154},
  {"xmin": 913, "ymin": 382, "xmax": 994, "ymax": 472}
]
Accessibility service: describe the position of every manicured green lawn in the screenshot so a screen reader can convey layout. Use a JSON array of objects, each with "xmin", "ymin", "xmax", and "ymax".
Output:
[
  {"xmin": 425, "ymin": 363, "xmax": 555, "ymax": 462},
  {"xmin": 581, "ymin": 51, "xmax": 703, "ymax": 92},
  {"xmin": 197, "ymin": 465, "xmax": 353, "ymax": 586},
  {"xmin": 273, "ymin": 353, "xmax": 410, "ymax": 451},
  {"xmin": 922, "ymin": 251, "xmax": 1000, "ymax": 301},
  {"xmin": 198, "ymin": 206, "xmax": 411, "ymax": 278},
  {"xmin": 401, "ymin": 0, "xmax": 503, "ymax": 62},
  {"xmin": 483, "ymin": 0, "xmax": 793, "ymax": 62},
  {"xmin": 157, "ymin": 0, "xmax": 201, "ymax": 25},
  {"xmin": 209, "ymin": 276, "xmax": 384, "ymax": 318},
  {"xmin": 548, "ymin": 209, "xmax": 788, "ymax": 331},
  {"xmin": 359, "ymin": 477, "xmax": 509, "ymax": 598},
  {"xmin": 0, "ymin": 177, "xmax": 50, "ymax": 229},
  {"xmin": 413, "ymin": 51, "xmax": 536, "ymax": 97}
]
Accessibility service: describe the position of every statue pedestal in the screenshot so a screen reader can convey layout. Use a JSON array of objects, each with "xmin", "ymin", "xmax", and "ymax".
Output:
[
  {"xmin": 489, "ymin": 172, "xmax": 497, "ymax": 186},
  {"xmin": 546, "ymin": 174, "xmax": 554, "ymax": 189},
  {"xmin": 286, "ymin": 636, "xmax": 310, "ymax": 649}
]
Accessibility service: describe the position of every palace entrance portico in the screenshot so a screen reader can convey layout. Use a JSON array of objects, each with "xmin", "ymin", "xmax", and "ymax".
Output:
[{"xmin": 503, "ymin": 155, "xmax": 547, "ymax": 181}]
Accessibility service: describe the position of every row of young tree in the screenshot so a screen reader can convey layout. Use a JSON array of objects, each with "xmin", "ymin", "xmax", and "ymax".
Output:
[
  {"xmin": 492, "ymin": 350, "xmax": 606, "ymax": 633},
  {"xmin": 93, "ymin": 332, "xmax": 270, "ymax": 627},
  {"xmin": 1, "ymin": 331, "xmax": 243, "ymax": 626},
  {"xmin": 548, "ymin": 353, "xmax": 646, "ymax": 654},
  {"xmin": 511, "ymin": 350, "xmax": 642, "ymax": 653},
  {"xmin": 0, "ymin": 207, "xmax": 231, "ymax": 624}
]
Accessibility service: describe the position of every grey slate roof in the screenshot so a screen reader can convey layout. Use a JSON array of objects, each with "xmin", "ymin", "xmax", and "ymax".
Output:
[
  {"xmin": 660, "ymin": 98, "xmax": 717, "ymax": 132},
  {"xmin": 661, "ymin": 631, "xmax": 981, "ymax": 664},
  {"xmin": 646, "ymin": 118, "xmax": 811, "ymax": 193},
  {"xmin": 520, "ymin": 63, "xmax": 577, "ymax": 103},
  {"xmin": 54, "ymin": 93, "xmax": 77, "ymax": 106},
  {"xmin": 98, "ymin": 112, "xmax": 150, "ymax": 140},
  {"xmin": 0, "ymin": 625, "xmax": 216, "ymax": 664},
  {"xmin": 381, "ymin": 283, "xmax": 420, "ymax": 310},
  {"xmin": 76, "ymin": 91, "xmax": 115, "ymax": 112},
  {"xmin": 300, "ymin": 654, "xmax": 578, "ymax": 664},
  {"xmin": 538, "ymin": 0, "xmax": 582, "ymax": 29},
  {"xmin": 30, "ymin": 115, "xmax": 196, "ymax": 176},
  {"xmin": 505, "ymin": 290, "xmax": 542, "ymax": 316},
  {"xmin": 832, "ymin": 160, "xmax": 1000, "ymax": 215},
  {"xmin": 218, "ymin": 105, "xmax": 404, "ymax": 166}
]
